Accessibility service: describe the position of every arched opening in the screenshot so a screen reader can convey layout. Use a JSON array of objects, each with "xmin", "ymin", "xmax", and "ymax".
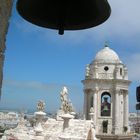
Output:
[
  {"xmin": 101, "ymin": 92, "xmax": 111, "ymax": 116},
  {"xmin": 102, "ymin": 120, "xmax": 108, "ymax": 133},
  {"xmin": 120, "ymin": 68, "xmax": 123, "ymax": 75},
  {"xmin": 90, "ymin": 95, "xmax": 93, "ymax": 107}
]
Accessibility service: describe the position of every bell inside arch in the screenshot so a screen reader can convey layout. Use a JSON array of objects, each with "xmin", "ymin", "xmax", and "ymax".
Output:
[{"xmin": 16, "ymin": 0, "xmax": 111, "ymax": 35}]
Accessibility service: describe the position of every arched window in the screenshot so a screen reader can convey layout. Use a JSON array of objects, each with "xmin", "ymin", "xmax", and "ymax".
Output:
[
  {"xmin": 90, "ymin": 95, "xmax": 93, "ymax": 107},
  {"xmin": 101, "ymin": 92, "xmax": 111, "ymax": 116},
  {"xmin": 120, "ymin": 68, "xmax": 122, "ymax": 75},
  {"xmin": 102, "ymin": 120, "xmax": 108, "ymax": 133}
]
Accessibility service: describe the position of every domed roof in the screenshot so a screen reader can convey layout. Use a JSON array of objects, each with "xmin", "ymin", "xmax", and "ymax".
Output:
[{"xmin": 94, "ymin": 45, "xmax": 121, "ymax": 63}]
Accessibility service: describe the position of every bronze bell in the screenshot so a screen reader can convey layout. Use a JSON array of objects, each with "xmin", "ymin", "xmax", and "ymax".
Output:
[{"xmin": 16, "ymin": 0, "xmax": 111, "ymax": 35}]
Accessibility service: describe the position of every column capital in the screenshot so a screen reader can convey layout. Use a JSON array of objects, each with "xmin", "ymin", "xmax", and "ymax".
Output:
[
  {"xmin": 115, "ymin": 89, "xmax": 120, "ymax": 94},
  {"xmin": 84, "ymin": 89, "xmax": 94, "ymax": 93}
]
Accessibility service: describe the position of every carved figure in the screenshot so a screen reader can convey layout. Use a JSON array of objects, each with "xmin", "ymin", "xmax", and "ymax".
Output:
[
  {"xmin": 37, "ymin": 100, "xmax": 45, "ymax": 111},
  {"xmin": 90, "ymin": 107, "xmax": 94, "ymax": 113},
  {"xmin": 60, "ymin": 86, "xmax": 68, "ymax": 103},
  {"xmin": 86, "ymin": 64, "xmax": 90, "ymax": 77},
  {"xmin": 60, "ymin": 87, "xmax": 74, "ymax": 113}
]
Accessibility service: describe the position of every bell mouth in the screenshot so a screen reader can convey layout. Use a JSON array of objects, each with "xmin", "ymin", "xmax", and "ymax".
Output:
[{"xmin": 17, "ymin": 0, "xmax": 111, "ymax": 34}]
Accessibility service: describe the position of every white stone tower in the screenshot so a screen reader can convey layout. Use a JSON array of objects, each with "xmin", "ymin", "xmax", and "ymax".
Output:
[{"xmin": 82, "ymin": 44, "xmax": 133, "ymax": 140}]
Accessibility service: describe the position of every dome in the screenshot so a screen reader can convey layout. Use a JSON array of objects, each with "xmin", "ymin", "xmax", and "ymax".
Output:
[{"xmin": 94, "ymin": 45, "xmax": 121, "ymax": 63}]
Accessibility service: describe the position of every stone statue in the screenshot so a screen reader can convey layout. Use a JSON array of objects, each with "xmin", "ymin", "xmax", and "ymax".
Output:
[
  {"xmin": 17, "ymin": 113, "xmax": 26, "ymax": 128},
  {"xmin": 60, "ymin": 86, "xmax": 68, "ymax": 104},
  {"xmin": 60, "ymin": 86, "xmax": 74, "ymax": 114},
  {"xmin": 90, "ymin": 107, "xmax": 94, "ymax": 113},
  {"xmin": 37, "ymin": 100, "xmax": 45, "ymax": 112},
  {"xmin": 86, "ymin": 64, "xmax": 90, "ymax": 77},
  {"xmin": 69, "ymin": 100, "xmax": 74, "ymax": 112}
]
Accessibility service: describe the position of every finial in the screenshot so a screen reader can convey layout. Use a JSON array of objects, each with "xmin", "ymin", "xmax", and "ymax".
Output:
[
  {"xmin": 37, "ymin": 100, "xmax": 45, "ymax": 111},
  {"xmin": 105, "ymin": 41, "xmax": 109, "ymax": 48}
]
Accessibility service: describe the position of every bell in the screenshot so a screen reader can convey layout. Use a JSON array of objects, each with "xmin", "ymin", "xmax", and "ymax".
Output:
[
  {"xmin": 103, "ymin": 105, "xmax": 109, "ymax": 111},
  {"xmin": 16, "ymin": 0, "xmax": 111, "ymax": 35}
]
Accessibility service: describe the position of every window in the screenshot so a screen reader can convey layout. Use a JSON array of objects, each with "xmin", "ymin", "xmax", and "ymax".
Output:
[
  {"xmin": 90, "ymin": 95, "xmax": 93, "ymax": 107},
  {"xmin": 102, "ymin": 120, "xmax": 108, "ymax": 133},
  {"xmin": 104, "ymin": 66, "xmax": 109, "ymax": 71},
  {"xmin": 120, "ymin": 68, "xmax": 122, "ymax": 75},
  {"xmin": 101, "ymin": 92, "xmax": 111, "ymax": 116}
]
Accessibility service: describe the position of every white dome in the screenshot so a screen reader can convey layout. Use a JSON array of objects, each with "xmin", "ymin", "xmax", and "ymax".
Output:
[{"xmin": 94, "ymin": 46, "xmax": 121, "ymax": 63}]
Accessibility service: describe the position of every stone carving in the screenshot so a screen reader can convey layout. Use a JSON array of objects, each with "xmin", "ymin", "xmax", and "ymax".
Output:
[
  {"xmin": 60, "ymin": 87, "xmax": 68, "ymax": 103},
  {"xmin": 60, "ymin": 86, "xmax": 74, "ymax": 114},
  {"xmin": 17, "ymin": 113, "xmax": 26, "ymax": 128},
  {"xmin": 89, "ymin": 107, "xmax": 94, "ymax": 122},
  {"xmin": 86, "ymin": 64, "xmax": 90, "ymax": 77},
  {"xmin": 90, "ymin": 107, "xmax": 94, "ymax": 113},
  {"xmin": 37, "ymin": 100, "xmax": 45, "ymax": 111}
]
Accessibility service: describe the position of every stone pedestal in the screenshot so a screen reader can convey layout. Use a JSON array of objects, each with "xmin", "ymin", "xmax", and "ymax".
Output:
[
  {"xmin": 34, "ymin": 111, "xmax": 46, "ymax": 122},
  {"xmin": 60, "ymin": 114, "xmax": 74, "ymax": 131},
  {"xmin": 70, "ymin": 112, "xmax": 76, "ymax": 118},
  {"xmin": 90, "ymin": 112, "xmax": 94, "ymax": 121},
  {"xmin": 56, "ymin": 109, "xmax": 64, "ymax": 121},
  {"xmin": 34, "ymin": 111, "xmax": 46, "ymax": 136},
  {"xmin": 34, "ymin": 123, "xmax": 43, "ymax": 136}
]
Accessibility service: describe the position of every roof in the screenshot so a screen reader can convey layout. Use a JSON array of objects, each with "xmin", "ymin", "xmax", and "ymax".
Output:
[{"xmin": 94, "ymin": 45, "xmax": 121, "ymax": 63}]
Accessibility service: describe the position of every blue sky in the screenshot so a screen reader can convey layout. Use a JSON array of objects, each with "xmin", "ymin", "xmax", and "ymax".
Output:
[{"xmin": 0, "ymin": 0, "xmax": 140, "ymax": 113}]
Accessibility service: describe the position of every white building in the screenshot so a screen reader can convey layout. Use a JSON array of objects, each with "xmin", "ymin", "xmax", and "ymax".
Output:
[
  {"xmin": 129, "ymin": 113, "xmax": 140, "ymax": 133},
  {"xmin": 82, "ymin": 44, "xmax": 133, "ymax": 140}
]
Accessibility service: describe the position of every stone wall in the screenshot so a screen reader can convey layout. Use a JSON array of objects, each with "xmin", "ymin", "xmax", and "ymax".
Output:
[{"xmin": 0, "ymin": 0, "xmax": 13, "ymax": 98}]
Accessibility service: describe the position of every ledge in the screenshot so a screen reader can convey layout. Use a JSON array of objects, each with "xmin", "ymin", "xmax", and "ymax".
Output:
[{"xmin": 96, "ymin": 133, "xmax": 134, "ymax": 140}]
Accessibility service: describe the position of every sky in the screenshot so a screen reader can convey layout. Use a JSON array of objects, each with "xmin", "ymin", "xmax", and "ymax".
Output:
[{"xmin": 0, "ymin": 0, "xmax": 140, "ymax": 113}]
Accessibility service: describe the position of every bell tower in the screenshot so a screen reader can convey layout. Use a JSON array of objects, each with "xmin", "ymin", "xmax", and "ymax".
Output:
[{"xmin": 82, "ymin": 44, "xmax": 133, "ymax": 140}]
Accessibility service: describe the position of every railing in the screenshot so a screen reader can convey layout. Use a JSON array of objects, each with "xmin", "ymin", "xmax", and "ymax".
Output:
[{"xmin": 98, "ymin": 73, "xmax": 113, "ymax": 79}]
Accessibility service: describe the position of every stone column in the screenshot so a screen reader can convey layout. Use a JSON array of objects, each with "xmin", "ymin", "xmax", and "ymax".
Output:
[
  {"xmin": 123, "ymin": 91, "xmax": 129, "ymax": 128},
  {"xmin": 114, "ymin": 90, "xmax": 119, "ymax": 134},
  {"xmin": 84, "ymin": 92, "xmax": 87, "ymax": 119},
  {"xmin": 87, "ymin": 92, "xmax": 91, "ymax": 120},
  {"xmin": 124, "ymin": 66, "xmax": 128, "ymax": 80},
  {"xmin": 93, "ymin": 92, "xmax": 97, "ymax": 127},
  {"xmin": 115, "ymin": 65, "xmax": 119, "ymax": 79},
  {"xmin": 94, "ymin": 63, "xmax": 98, "ymax": 79}
]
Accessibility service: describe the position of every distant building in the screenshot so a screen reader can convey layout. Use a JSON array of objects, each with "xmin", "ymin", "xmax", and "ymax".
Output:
[
  {"xmin": 129, "ymin": 113, "xmax": 140, "ymax": 133},
  {"xmin": 82, "ymin": 44, "xmax": 133, "ymax": 140}
]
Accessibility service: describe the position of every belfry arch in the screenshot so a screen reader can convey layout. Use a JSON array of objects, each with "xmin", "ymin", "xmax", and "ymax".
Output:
[
  {"xmin": 101, "ymin": 92, "xmax": 111, "ymax": 117},
  {"xmin": 0, "ymin": 0, "xmax": 13, "ymax": 98}
]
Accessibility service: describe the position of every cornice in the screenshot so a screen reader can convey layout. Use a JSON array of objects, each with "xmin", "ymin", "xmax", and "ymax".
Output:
[{"xmin": 82, "ymin": 78, "xmax": 131, "ymax": 85}]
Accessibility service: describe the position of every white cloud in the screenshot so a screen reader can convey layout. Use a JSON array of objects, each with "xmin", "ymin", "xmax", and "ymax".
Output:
[
  {"xmin": 3, "ymin": 79, "xmax": 58, "ymax": 91},
  {"xmin": 124, "ymin": 53, "xmax": 140, "ymax": 81},
  {"xmin": 2, "ymin": 79, "xmax": 83, "ymax": 111},
  {"xmin": 101, "ymin": 0, "xmax": 140, "ymax": 37}
]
